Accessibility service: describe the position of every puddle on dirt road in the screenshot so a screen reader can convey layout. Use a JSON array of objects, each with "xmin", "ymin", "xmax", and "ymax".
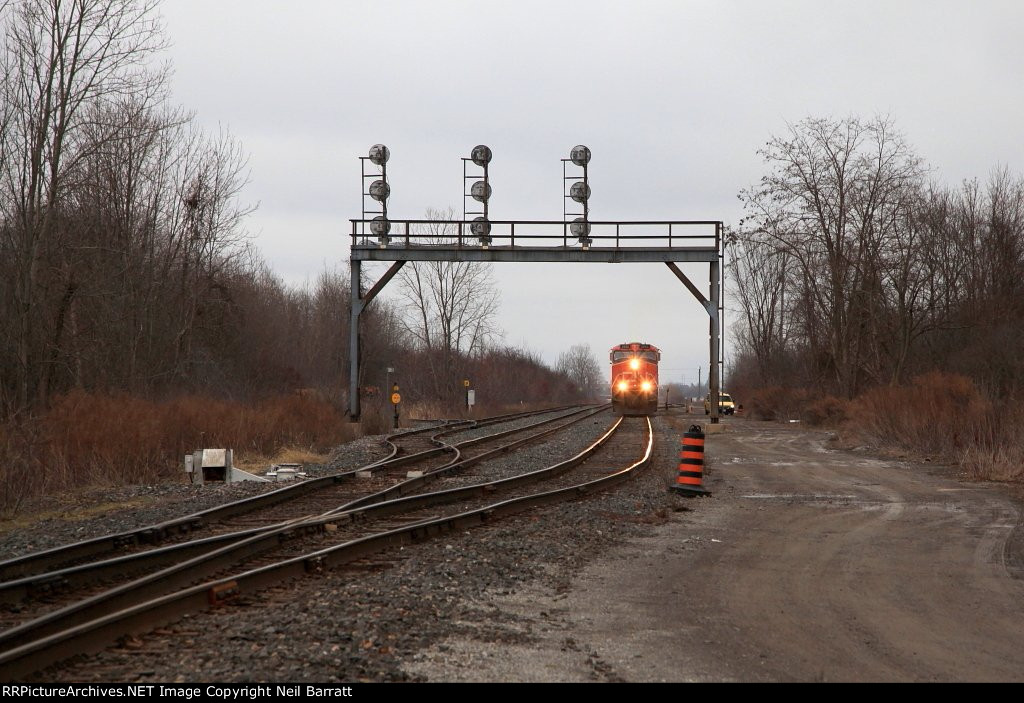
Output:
[
  {"xmin": 741, "ymin": 493, "xmax": 858, "ymax": 501},
  {"xmin": 740, "ymin": 494, "xmax": 967, "ymax": 514}
]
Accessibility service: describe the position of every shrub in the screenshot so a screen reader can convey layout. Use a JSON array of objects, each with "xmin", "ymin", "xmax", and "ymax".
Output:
[
  {"xmin": 961, "ymin": 401, "xmax": 1024, "ymax": 482},
  {"xmin": 848, "ymin": 372, "xmax": 985, "ymax": 455},
  {"xmin": 802, "ymin": 395, "xmax": 850, "ymax": 426},
  {"xmin": 1, "ymin": 391, "xmax": 355, "ymax": 514},
  {"xmin": 747, "ymin": 386, "xmax": 809, "ymax": 421}
]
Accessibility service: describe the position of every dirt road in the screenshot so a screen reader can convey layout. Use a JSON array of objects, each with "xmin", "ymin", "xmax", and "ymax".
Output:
[{"xmin": 416, "ymin": 418, "xmax": 1024, "ymax": 682}]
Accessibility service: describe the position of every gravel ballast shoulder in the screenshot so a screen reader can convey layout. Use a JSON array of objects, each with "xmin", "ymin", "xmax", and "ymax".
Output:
[{"xmin": 0, "ymin": 435, "xmax": 393, "ymax": 560}]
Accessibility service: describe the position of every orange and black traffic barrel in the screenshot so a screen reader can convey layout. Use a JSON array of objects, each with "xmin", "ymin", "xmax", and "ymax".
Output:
[{"xmin": 673, "ymin": 424, "xmax": 710, "ymax": 496}]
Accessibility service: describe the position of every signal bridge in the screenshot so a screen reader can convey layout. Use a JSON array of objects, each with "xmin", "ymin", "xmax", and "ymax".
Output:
[{"xmin": 348, "ymin": 144, "xmax": 724, "ymax": 423}]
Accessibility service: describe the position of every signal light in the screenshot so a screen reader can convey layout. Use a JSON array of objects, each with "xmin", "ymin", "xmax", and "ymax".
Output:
[
  {"xmin": 368, "ymin": 144, "xmax": 390, "ymax": 166},
  {"xmin": 362, "ymin": 145, "xmax": 390, "ymax": 246},
  {"xmin": 570, "ymin": 217, "xmax": 591, "ymax": 237},
  {"xmin": 570, "ymin": 181, "xmax": 591, "ymax": 203},
  {"xmin": 370, "ymin": 216, "xmax": 391, "ymax": 247},
  {"xmin": 471, "ymin": 145, "xmax": 492, "ymax": 166},
  {"xmin": 368, "ymin": 179, "xmax": 390, "ymax": 202},
  {"xmin": 471, "ymin": 181, "xmax": 492, "ymax": 203},
  {"xmin": 564, "ymin": 145, "xmax": 591, "ymax": 248},
  {"xmin": 464, "ymin": 146, "xmax": 493, "ymax": 247},
  {"xmin": 570, "ymin": 144, "xmax": 591, "ymax": 166},
  {"xmin": 471, "ymin": 216, "xmax": 492, "ymax": 247}
]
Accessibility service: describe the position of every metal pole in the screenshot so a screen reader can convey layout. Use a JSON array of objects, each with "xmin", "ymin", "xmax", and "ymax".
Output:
[
  {"xmin": 381, "ymin": 161, "xmax": 388, "ymax": 224},
  {"xmin": 710, "ymin": 257, "xmax": 721, "ymax": 424},
  {"xmin": 720, "ymin": 226, "xmax": 726, "ymax": 404},
  {"xmin": 392, "ymin": 380, "xmax": 399, "ymax": 429},
  {"xmin": 348, "ymin": 259, "xmax": 362, "ymax": 421}
]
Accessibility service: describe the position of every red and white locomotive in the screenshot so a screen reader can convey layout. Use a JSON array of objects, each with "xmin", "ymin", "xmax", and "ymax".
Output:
[{"xmin": 610, "ymin": 342, "xmax": 660, "ymax": 415}]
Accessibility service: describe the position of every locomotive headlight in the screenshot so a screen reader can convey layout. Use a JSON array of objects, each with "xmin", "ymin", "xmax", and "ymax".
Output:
[
  {"xmin": 629, "ymin": 358, "xmax": 640, "ymax": 370},
  {"xmin": 641, "ymin": 381, "xmax": 652, "ymax": 392},
  {"xmin": 617, "ymin": 381, "xmax": 628, "ymax": 392}
]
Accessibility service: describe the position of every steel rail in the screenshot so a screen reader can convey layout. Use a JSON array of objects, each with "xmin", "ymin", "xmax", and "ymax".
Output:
[
  {"xmin": 0, "ymin": 405, "xmax": 607, "ymax": 607},
  {"xmin": 0, "ymin": 416, "xmax": 652, "ymax": 679},
  {"xmin": 0, "ymin": 404, "xmax": 587, "ymax": 582}
]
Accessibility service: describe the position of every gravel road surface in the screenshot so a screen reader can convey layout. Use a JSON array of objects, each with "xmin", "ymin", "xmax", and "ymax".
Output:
[{"xmin": 423, "ymin": 415, "xmax": 1024, "ymax": 682}]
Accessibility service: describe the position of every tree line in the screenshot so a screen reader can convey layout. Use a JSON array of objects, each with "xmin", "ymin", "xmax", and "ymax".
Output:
[
  {"xmin": 0, "ymin": 0, "xmax": 596, "ymax": 421},
  {"xmin": 730, "ymin": 115, "xmax": 1024, "ymax": 401}
]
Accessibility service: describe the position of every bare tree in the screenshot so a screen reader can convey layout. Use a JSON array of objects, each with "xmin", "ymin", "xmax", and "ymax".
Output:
[
  {"xmin": 728, "ymin": 232, "xmax": 791, "ymax": 385},
  {"xmin": 0, "ymin": 0, "xmax": 167, "ymax": 408},
  {"xmin": 556, "ymin": 343, "xmax": 603, "ymax": 400},
  {"xmin": 395, "ymin": 207, "xmax": 501, "ymax": 404},
  {"xmin": 739, "ymin": 115, "xmax": 926, "ymax": 396},
  {"xmin": 734, "ymin": 116, "xmax": 1024, "ymax": 400}
]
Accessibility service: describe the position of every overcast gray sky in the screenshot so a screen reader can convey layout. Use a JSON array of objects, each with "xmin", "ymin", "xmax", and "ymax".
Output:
[{"xmin": 159, "ymin": 0, "xmax": 1024, "ymax": 387}]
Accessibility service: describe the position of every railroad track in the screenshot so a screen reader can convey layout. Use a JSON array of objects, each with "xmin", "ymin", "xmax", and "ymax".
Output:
[
  {"xmin": 0, "ymin": 415, "xmax": 653, "ymax": 680},
  {"xmin": 0, "ymin": 406, "xmax": 606, "ymax": 646},
  {"xmin": 0, "ymin": 405, "xmax": 604, "ymax": 620},
  {"xmin": 0, "ymin": 404, "xmax": 590, "ymax": 584}
]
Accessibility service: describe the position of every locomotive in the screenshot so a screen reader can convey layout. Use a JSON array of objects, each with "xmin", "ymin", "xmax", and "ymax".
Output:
[{"xmin": 610, "ymin": 342, "xmax": 660, "ymax": 415}]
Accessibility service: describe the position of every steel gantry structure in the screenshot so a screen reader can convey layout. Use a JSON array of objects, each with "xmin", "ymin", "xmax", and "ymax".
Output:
[
  {"xmin": 349, "ymin": 144, "xmax": 724, "ymax": 423},
  {"xmin": 347, "ymin": 218, "xmax": 725, "ymax": 423}
]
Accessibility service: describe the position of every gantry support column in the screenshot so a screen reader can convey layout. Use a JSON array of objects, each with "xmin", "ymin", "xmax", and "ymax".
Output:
[
  {"xmin": 665, "ymin": 259, "xmax": 721, "ymax": 424},
  {"xmin": 709, "ymin": 256, "xmax": 721, "ymax": 424},
  {"xmin": 349, "ymin": 259, "xmax": 362, "ymax": 421},
  {"xmin": 349, "ymin": 259, "xmax": 407, "ymax": 421}
]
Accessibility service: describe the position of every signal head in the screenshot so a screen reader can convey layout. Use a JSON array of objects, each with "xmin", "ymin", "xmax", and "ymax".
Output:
[
  {"xmin": 570, "ymin": 181, "xmax": 591, "ymax": 203},
  {"xmin": 368, "ymin": 144, "xmax": 390, "ymax": 166},
  {"xmin": 471, "ymin": 145, "xmax": 492, "ymax": 166},
  {"xmin": 570, "ymin": 145, "xmax": 591, "ymax": 166},
  {"xmin": 471, "ymin": 181, "xmax": 492, "ymax": 203},
  {"xmin": 368, "ymin": 179, "xmax": 390, "ymax": 202},
  {"xmin": 370, "ymin": 216, "xmax": 391, "ymax": 236}
]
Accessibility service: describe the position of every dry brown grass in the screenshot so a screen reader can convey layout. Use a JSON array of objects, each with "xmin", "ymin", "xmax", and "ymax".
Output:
[
  {"xmin": 960, "ymin": 402, "xmax": 1024, "ymax": 482},
  {"xmin": 962, "ymin": 444, "xmax": 1024, "ymax": 482},
  {"xmin": 802, "ymin": 394, "xmax": 850, "ymax": 426},
  {"xmin": 747, "ymin": 386, "xmax": 810, "ymax": 421},
  {"xmin": 0, "ymin": 391, "xmax": 357, "ymax": 515},
  {"xmin": 404, "ymin": 400, "xmax": 450, "ymax": 422},
  {"xmin": 233, "ymin": 447, "xmax": 331, "ymax": 472},
  {"xmin": 846, "ymin": 372, "xmax": 986, "ymax": 456}
]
